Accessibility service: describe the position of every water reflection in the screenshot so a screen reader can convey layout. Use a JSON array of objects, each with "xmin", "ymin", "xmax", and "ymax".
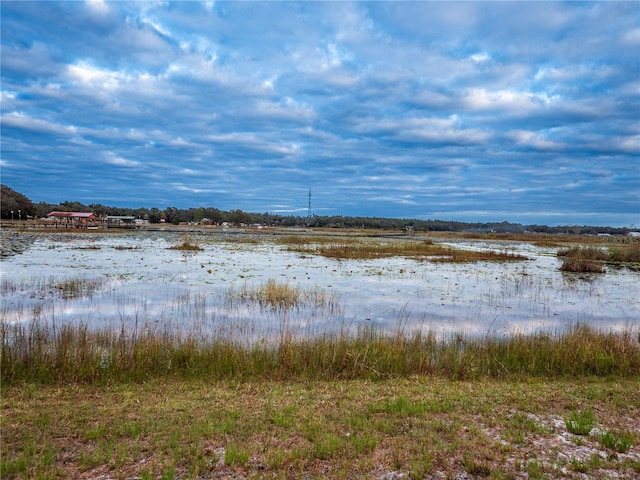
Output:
[{"xmin": 1, "ymin": 232, "xmax": 638, "ymax": 339}]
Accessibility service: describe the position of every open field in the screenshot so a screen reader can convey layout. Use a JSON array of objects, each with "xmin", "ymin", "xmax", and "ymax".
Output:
[
  {"xmin": 2, "ymin": 228, "xmax": 639, "ymax": 479},
  {"xmin": 3, "ymin": 376, "xmax": 639, "ymax": 479}
]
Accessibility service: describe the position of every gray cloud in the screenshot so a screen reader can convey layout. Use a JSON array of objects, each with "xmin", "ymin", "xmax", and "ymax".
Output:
[{"xmin": 1, "ymin": 1, "xmax": 638, "ymax": 226}]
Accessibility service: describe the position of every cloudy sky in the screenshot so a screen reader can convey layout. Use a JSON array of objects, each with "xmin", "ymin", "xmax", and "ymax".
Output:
[{"xmin": 1, "ymin": 1, "xmax": 639, "ymax": 226}]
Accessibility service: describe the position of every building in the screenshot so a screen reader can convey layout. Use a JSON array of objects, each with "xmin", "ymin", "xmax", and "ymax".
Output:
[
  {"xmin": 105, "ymin": 215, "xmax": 136, "ymax": 229},
  {"xmin": 47, "ymin": 212, "xmax": 97, "ymax": 228}
]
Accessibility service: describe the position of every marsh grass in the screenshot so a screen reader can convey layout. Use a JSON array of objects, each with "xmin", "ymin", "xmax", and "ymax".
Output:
[
  {"xmin": 227, "ymin": 280, "xmax": 339, "ymax": 314},
  {"xmin": 557, "ymin": 246, "xmax": 608, "ymax": 261},
  {"xmin": 54, "ymin": 277, "xmax": 106, "ymax": 299},
  {"xmin": 559, "ymin": 246, "xmax": 608, "ymax": 273},
  {"xmin": 235, "ymin": 279, "xmax": 302, "ymax": 309},
  {"xmin": 277, "ymin": 235, "xmax": 361, "ymax": 246},
  {"xmin": 168, "ymin": 233, "xmax": 203, "ymax": 251},
  {"xmin": 558, "ymin": 243, "xmax": 640, "ymax": 273},
  {"xmin": 608, "ymin": 242, "xmax": 640, "ymax": 264},
  {"xmin": 2, "ymin": 320, "xmax": 639, "ymax": 385},
  {"xmin": 289, "ymin": 238, "xmax": 527, "ymax": 262}
]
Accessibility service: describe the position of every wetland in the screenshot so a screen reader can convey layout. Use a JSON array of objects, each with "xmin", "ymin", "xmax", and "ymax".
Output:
[
  {"xmin": 3, "ymin": 227, "xmax": 640, "ymax": 479},
  {"xmin": 1, "ymin": 228, "xmax": 638, "ymax": 341}
]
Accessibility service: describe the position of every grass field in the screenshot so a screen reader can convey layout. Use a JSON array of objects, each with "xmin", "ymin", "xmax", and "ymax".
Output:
[
  {"xmin": 2, "ymin": 323, "xmax": 640, "ymax": 479},
  {"xmin": 3, "ymin": 377, "xmax": 639, "ymax": 479}
]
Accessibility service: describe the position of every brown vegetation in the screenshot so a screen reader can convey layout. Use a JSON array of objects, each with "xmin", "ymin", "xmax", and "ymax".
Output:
[
  {"xmin": 167, "ymin": 233, "xmax": 203, "ymax": 251},
  {"xmin": 558, "ymin": 243, "xmax": 640, "ymax": 272},
  {"xmin": 286, "ymin": 238, "xmax": 528, "ymax": 262}
]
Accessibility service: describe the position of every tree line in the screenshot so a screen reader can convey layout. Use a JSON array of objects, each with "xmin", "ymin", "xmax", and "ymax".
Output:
[{"xmin": 1, "ymin": 184, "xmax": 633, "ymax": 235}]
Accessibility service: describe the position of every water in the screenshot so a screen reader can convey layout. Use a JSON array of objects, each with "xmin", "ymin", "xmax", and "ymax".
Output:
[{"xmin": 1, "ymin": 231, "xmax": 638, "ymax": 339}]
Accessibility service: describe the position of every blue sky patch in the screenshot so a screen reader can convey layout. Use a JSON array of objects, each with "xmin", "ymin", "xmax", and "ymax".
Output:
[{"xmin": 1, "ymin": 1, "xmax": 639, "ymax": 226}]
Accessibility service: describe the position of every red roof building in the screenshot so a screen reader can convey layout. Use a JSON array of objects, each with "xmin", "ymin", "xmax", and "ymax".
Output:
[{"xmin": 47, "ymin": 212, "xmax": 98, "ymax": 228}]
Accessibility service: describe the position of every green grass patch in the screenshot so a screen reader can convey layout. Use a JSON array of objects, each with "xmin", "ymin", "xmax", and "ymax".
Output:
[
  {"xmin": 599, "ymin": 430, "xmax": 635, "ymax": 453},
  {"xmin": 565, "ymin": 408, "xmax": 596, "ymax": 435},
  {"xmin": 224, "ymin": 444, "xmax": 250, "ymax": 466}
]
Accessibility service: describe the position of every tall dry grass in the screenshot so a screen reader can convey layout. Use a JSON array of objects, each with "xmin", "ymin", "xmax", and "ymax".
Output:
[
  {"xmin": 242, "ymin": 279, "xmax": 301, "ymax": 309},
  {"xmin": 2, "ymin": 319, "xmax": 638, "ymax": 385},
  {"xmin": 167, "ymin": 233, "xmax": 203, "ymax": 251},
  {"xmin": 226, "ymin": 279, "xmax": 339, "ymax": 314},
  {"xmin": 608, "ymin": 242, "xmax": 640, "ymax": 263},
  {"xmin": 558, "ymin": 246, "xmax": 608, "ymax": 273},
  {"xmin": 290, "ymin": 239, "xmax": 527, "ymax": 262},
  {"xmin": 558, "ymin": 244, "xmax": 640, "ymax": 272}
]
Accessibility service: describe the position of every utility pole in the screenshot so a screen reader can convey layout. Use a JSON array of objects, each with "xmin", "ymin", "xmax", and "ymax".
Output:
[{"xmin": 307, "ymin": 189, "xmax": 312, "ymax": 226}]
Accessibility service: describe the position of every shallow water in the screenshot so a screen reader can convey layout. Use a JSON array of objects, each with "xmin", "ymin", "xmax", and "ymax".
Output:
[{"xmin": 1, "ymin": 231, "xmax": 638, "ymax": 339}]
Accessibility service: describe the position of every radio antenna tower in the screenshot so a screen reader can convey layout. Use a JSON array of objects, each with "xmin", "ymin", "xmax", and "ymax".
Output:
[{"xmin": 307, "ymin": 189, "xmax": 312, "ymax": 226}]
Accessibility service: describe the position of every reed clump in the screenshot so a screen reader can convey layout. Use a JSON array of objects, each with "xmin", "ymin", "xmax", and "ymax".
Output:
[
  {"xmin": 608, "ymin": 242, "xmax": 640, "ymax": 263},
  {"xmin": 294, "ymin": 239, "xmax": 527, "ymax": 262},
  {"xmin": 54, "ymin": 277, "xmax": 105, "ymax": 299},
  {"xmin": 556, "ymin": 244, "xmax": 640, "ymax": 272},
  {"xmin": 237, "ymin": 279, "xmax": 302, "ymax": 309},
  {"xmin": 278, "ymin": 235, "xmax": 359, "ymax": 246},
  {"xmin": 3, "ymin": 321, "xmax": 638, "ymax": 385},
  {"xmin": 229, "ymin": 280, "xmax": 339, "ymax": 314},
  {"xmin": 168, "ymin": 233, "xmax": 203, "ymax": 251},
  {"xmin": 558, "ymin": 243, "xmax": 640, "ymax": 271},
  {"xmin": 557, "ymin": 246, "xmax": 608, "ymax": 261}
]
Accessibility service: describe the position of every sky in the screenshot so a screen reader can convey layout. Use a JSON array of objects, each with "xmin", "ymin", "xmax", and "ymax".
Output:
[{"xmin": 1, "ymin": 1, "xmax": 639, "ymax": 227}]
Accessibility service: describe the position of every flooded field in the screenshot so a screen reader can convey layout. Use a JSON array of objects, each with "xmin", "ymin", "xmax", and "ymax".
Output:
[{"xmin": 1, "ymin": 230, "xmax": 638, "ymax": 341}]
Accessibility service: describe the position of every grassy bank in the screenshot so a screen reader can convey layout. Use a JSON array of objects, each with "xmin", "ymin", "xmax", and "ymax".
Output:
[{"xmin": 3, "ymin": 324, "xmax": 639, "ymax": 479}]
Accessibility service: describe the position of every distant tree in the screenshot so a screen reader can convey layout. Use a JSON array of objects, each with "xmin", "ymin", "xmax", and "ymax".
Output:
[
  {"xmin": 191, "ymin": 207, "xmax": 205, "ymax": 223},
  {"xmin": 34, "ymin": 202, "xmax": 54, "ymax": 218},
  {"xmin": 89, "ymin": 204, "xmax": 110, "ymax": 217},
  {"xmin": 228, "ymin": 209, "xmax": 253, "ymax": 225},
  {"xmin": 149, "ymin": 208, "xmax": 161, "ymax": 223},
  {"xmin": 204, "ymin": 207, "xmax": 223, "ymax": 224},
  {"xmin": 57, "ymin": 200, "xmax": 90, "ymax": 212},
  {"xmin": 131, "ymin": 208, "xmax": 150, "ymax": 220},
  {"xmin": 163, "ymin": 207, "xmax": 179, "ymax": 224},
  {"xmin": 1, "ymin": 185, "xmax": 36, "ymax": 219},
  {"xmin": 177, "ymin": 209, "xmax": 192, "ymax": 224}
]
